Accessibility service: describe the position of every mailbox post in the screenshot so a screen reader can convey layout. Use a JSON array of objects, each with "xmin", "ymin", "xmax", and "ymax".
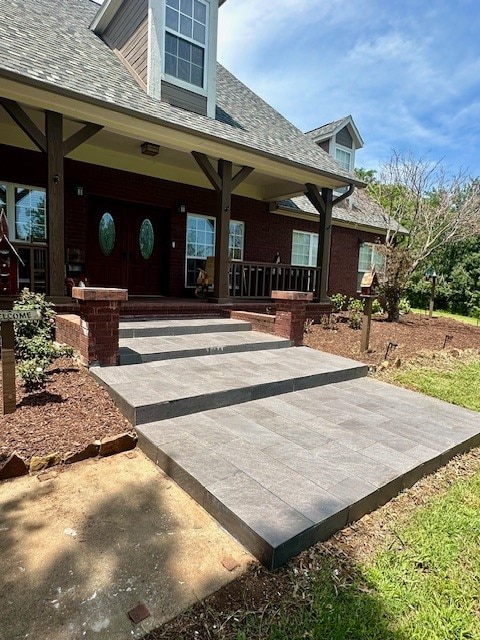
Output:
[
  {"xmin": 360, "ymin": 268, "xmax": 380, "ymax": 353},
  {"xmin": 425, "ymin": 266, "xmax": 437, "ymax": 319},
  {"xmin": 0, "ymin": 209, "xmax": 24, "ymax": 414}
]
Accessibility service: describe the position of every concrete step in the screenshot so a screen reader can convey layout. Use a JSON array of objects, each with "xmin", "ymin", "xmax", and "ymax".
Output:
[
  {"xmin": 91, "ymin": 347, "xmax": 368, "ymax": 426},
  {"xmin": 135, "ymin": 377, "xmax": 480, "ymax": 568},
  {"xmin": 119, "ymin": 331, "xmax": 291, "ymax": 364},
  {"xmin": 119, "ymin": 317, "xmax": 252, "ymax": 339}
]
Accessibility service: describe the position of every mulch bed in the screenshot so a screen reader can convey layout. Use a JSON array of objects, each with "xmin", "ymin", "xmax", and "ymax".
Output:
[
  {"xmin": 0, "ymin": 357, "xmax": 134, "ymax": 465},
  {"xmin": 304, "ymin": 312, "xmax": 480, "ymax": 365}
]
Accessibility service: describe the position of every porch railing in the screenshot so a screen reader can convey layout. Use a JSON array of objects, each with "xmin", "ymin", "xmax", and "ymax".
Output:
[{"xmin": 228, "ymin": 260, "xmax": 320, "ymax": 298}]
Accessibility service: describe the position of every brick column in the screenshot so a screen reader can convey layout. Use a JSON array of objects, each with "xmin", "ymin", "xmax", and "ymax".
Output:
[
  {"xmin": 72, "ymin": 287, "xmax": 128, "ymax": 366},
  {"xmin": 272, "ymin": 291, "xmax": 313, "ymax": 346}
]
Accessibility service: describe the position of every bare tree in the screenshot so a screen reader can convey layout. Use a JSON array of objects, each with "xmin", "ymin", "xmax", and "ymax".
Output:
[{"xmin": 367, "ymin": 152, "xmax": 480, "ymax": 321}]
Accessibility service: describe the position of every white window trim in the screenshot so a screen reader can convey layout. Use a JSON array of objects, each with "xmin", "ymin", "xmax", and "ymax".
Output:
[
  {"xmin": 163, "ymin": 0, "xmax": 209, "ymax": 94},
  {"xmin": 229, "ymin": 220, "xmax": 244, "ymax": 262},
  {"xmin": 291, "ymin": 230, "xmax": 318, "ymax": 267},
  {"xmin": 357, "ymin": 242, "xmax": 386, "ymax": 292},
  {"xmin": 334, "ymin": 143, "xmax": 353, "ymax": 172},
  {"xmin": 0, "ymin": 180, "xmax": 47, "ymax": 244},
  {"xmin": 185, "ymin": 214, "xmax": 245, "ymax": 286},
  {"xmin": 185, "ymin": 212, "xmax": 216, "ymax": 287}
]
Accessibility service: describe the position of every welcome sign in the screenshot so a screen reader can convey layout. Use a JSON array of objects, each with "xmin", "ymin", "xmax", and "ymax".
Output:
[{"xmin": 0, "ymin": 309, "xmax": 41, "ymax": 322}]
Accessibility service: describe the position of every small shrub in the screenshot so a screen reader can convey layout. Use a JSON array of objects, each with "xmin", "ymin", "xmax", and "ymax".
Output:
[
  {"xmin": 372, "ymin": 299, "xmax": 384, "ymax": 315},
  {"xmin": 320, "ymin": 314, "xmax": 338, "ymax": 330},
  {"xmin": 398, "ymin": 298, "xmax": 411, "ymax": 315},
  {"xmin": 304, "ymin": 317, "xmax": 315, "ymax": 334},
  {"xmin": 13, "ymin": 288, "xmax": 55, "ymax": 342},
  {"xmin": 347, "ymin": 297, "xmax": 363, "ymax": 330},
  {"xmin": 13, "ymin": 288, "xmax": 73, "ymax": 392},
  {"xmin": 17, "ymin": 359, "xmax": 50, "ymax": 392},
  {"xmin": 330, "ymin": 293, "xmax": 347, "ymax": 313}
]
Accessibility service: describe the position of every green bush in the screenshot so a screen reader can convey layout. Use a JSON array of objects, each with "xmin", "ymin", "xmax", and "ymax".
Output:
[
  {"xmin": 398, "ymin": 297, "xmax": 411, "ymax": 315},
  {"xmin": 329, "ymin": 293, "xmax": 347, "ymax": 313},
  {"xmin": 16, "ymin": 359, "xmax": 50, "ymax": 392},
  {"xmin": 372, "ymin": 298, "xmax": 384, "ymax": 315},
  {"xmin": 13, "ymin": 289, "xmax": 73, "ymax": 391},
  {"xmin": 347, "ymin": 297, "xmax": 363, "ymax": 329}
]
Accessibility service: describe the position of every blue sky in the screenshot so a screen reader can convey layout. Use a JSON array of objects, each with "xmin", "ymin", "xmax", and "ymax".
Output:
[{"xmin": 217, "ymin": 0, "xmax": 480, "ymax": 177}]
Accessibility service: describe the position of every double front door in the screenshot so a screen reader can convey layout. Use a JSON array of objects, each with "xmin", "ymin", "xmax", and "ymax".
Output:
[{"xmin": 88, "ymin": 198, "xmax": 169, "ymax": 295}]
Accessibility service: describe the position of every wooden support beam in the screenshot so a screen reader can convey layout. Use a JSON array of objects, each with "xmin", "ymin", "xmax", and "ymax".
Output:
[
  {"xmin": 192, "ymin": 152, "xmax": 254, "ymax": 302},
  {"xmin": 192, "ymin": 151, "xmax": 222, "ymax": 191},
  {"xmin": 0, "ymin": 98, "xmax": 47, "ymax": 152},
  {"xmin": 63, "ymin": 123, "xmax": 103, "ymax": 156},
  {"xmin": 305, "ymin": 183, "xmax": 333, "ymax": 303},
  {"xmin": 46, "ymin": 111, "xmax": 65, "ymax": 297},
  {"xmin": 214, "ymin": 159, "xmax": 232, "ymax": 300},
  {"xmin": 232, "ymin": 165, "xmax": 254, "ymax": 191}
]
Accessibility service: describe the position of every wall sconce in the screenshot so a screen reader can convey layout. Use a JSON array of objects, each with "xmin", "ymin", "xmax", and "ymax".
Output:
[
  {"xmin": 141, "ymin": 142, "xmax": 160, "ymax": 156},
  {"xmin": 74, "ymin": 184, "xmax": 84, "ymax": 197},
  {"xmin": 177, "ymin": 202, "xmax": 187, "ymax": 214}
]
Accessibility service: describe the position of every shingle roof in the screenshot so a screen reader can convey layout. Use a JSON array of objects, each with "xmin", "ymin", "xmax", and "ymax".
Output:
[
  {"xmin": 279, "ymin": 190, "xmax": 409, "ymax": 234},
  {"xmin": 305, "ymin": 117, "xmax": 352, "ymax": 141},
  {"xmin": 0, "ymin": 0, "xmax": 362, "ymax": 186}
]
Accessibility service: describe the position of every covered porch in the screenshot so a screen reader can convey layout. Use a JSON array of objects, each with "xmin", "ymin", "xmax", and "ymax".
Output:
[{"xmin": 0, "ymin": 82, "xmax": 362, "ymax": 306}]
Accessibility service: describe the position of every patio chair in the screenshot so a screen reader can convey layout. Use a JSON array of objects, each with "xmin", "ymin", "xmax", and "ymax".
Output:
[{"xmin": 195, "ymin": 256, "xmax": 215, "ymax": 298}]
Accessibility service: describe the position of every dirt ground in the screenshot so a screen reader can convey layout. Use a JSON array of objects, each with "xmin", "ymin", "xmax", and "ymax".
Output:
[
  {"xmin": 1, "ymin": 311, "xmax": 480, "ymax": 639},
  {"xmin": 304, "ymin": 312, "xmax": 480, "ymax": 366},
  {"xmin": 0, "ymin": 451, "xmax": 253, "ymax": 640}
]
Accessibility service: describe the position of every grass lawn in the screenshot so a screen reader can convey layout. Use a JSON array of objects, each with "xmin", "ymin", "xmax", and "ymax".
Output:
[
  {"xmin": 221, "ymin": 355, "xmax": 480, "ymax": 640},
  {"xmin": 390, "ymin": 359, "xmax": 480, "ymax": 412},
  {"xmin": 230, "ymin": 471, "xmax": 480, "ymax": 640},
  {"xmin": 412, "ymin": 307, "xmax": 480, "ymax": 326}
]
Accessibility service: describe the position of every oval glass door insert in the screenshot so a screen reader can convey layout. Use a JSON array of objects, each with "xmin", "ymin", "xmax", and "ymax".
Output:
[
  {"xmin": 139, "ymin": 218, "xmax": 154, "ymax": 260},
  {"xmin": 99, "ymin": 212, "xmax": 115, "ymax": 256}
]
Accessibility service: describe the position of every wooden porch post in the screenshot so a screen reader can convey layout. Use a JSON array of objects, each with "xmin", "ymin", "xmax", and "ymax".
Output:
[
  {"xmin": 46, "ymin": 111, "xmax": 65, "ymax": 298},
  {"xmin": 215, "ymin": 159, "xmax": 232, "ymax": 300},
  {"xmin": 192, "ymin": 152, "xmax": 253, "ymax": 303},
  {"xmin": 305, "ymin": 184, "xmax": 332, "ymax": 303},
  {"xmin": 305, "ymin": 183, "xmax": 355, "ymax": 303},
  {"xmin": 0, "ymin": 99, "xmax": 102, "ymax": 298}
]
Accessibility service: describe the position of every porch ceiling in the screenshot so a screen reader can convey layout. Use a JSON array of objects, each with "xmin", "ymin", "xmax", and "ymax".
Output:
[{"xmin": 0, "ymin": 79, "xmax": 357, "ymax": 201}]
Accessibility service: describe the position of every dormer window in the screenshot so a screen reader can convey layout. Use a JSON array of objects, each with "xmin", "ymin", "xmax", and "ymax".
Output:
[
  {"xmin": 165, "ymin": 0, "xmax": 208, "ymax": 90},
  {"xmin": 335, "ymin": 146, "xmax": 353, "ymax": 172}
]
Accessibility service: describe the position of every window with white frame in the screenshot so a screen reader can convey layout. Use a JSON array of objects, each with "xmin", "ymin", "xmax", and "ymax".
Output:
[
  {"xmin": 291, "ymin": 230, "xmax": 318, "ymax": 267},
  {"xmin": 165, "ymin": 0, "xmax": 208, "ymax": 89},
  {"xmin": 0, "ymin": 181, "xmax": 47, "ymax": 243},
  {"xmin": 229, "ymin": 220, "xmax": 244, "ymax": 261},
  {"xmin": 357, "ymin": 242, "xmax": 385, "ymax": 291},
  {"xmin": 185, "ymin": 214, "xmax": 245, "ymax": 286},
  {"xmin": 335, "ymin": 146, "xmax": 352, "ymax": 172},
  {"xmin": 0, "ymin": 180, "xmax": 48, "ymax": 292}
]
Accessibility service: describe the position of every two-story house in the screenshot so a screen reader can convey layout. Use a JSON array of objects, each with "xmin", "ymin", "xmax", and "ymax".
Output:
[{"xmin": 0, "ymin": 0, "xmax": 392, "ymax": 309}]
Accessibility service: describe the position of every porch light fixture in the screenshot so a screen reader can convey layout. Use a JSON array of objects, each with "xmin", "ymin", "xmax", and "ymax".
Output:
[
  {"xmin": 74, "ymin": 184, "xmax": 84, "ymax": 197},
  {"xmin": 141, "ymin": 142, "xmax": 160, "ymax": 157},
  {"xmin": 177, "ymin": 202, "xmax": 187, "ymax": 214}
]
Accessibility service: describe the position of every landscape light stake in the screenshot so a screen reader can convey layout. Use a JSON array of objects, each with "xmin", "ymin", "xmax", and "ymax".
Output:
[
  {"xmin": 443, "ymin": 334, "xmax": 453, "ymax": 349},
  {"xmin": 384, "ymin": 341, "xmax": 398, "ymax": 360}
]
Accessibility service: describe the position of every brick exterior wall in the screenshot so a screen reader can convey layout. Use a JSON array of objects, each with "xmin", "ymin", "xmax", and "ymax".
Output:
[
  {"xmin": 329, "ymin": 225, "xmax": 383, "ymax": 299},
  {"xmin": 1, "ymin": 144, "xmax": 382, "ymax": 300},
  {"xmin": 55, "ymin": 314, "xmax": 89, "ymax": 365}
]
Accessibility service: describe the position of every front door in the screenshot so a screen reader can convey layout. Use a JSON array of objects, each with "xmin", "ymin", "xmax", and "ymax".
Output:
[{"xmin": 88, "ymin": 198, "xmax": 169, "ymax": 295}]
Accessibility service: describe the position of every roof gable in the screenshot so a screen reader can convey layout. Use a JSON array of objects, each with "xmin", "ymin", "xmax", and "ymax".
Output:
[{"xmin": 306, "ymin": 115, "xmax": 364, "ymax": 150}]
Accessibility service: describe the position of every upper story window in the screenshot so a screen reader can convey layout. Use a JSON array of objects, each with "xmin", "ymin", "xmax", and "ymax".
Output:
[
  {"xmin": 335, "ymin": 146, "xmax": 352, "ymax": 172},
  {"xmin": 165, "ymin": 0, "xmax": 208, "ymax": 89}
]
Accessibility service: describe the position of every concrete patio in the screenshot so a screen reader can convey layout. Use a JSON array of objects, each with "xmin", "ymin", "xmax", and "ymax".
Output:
[{"xmin": 92, "ymin": 318, "xmax": 480, "ymax": 569}]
